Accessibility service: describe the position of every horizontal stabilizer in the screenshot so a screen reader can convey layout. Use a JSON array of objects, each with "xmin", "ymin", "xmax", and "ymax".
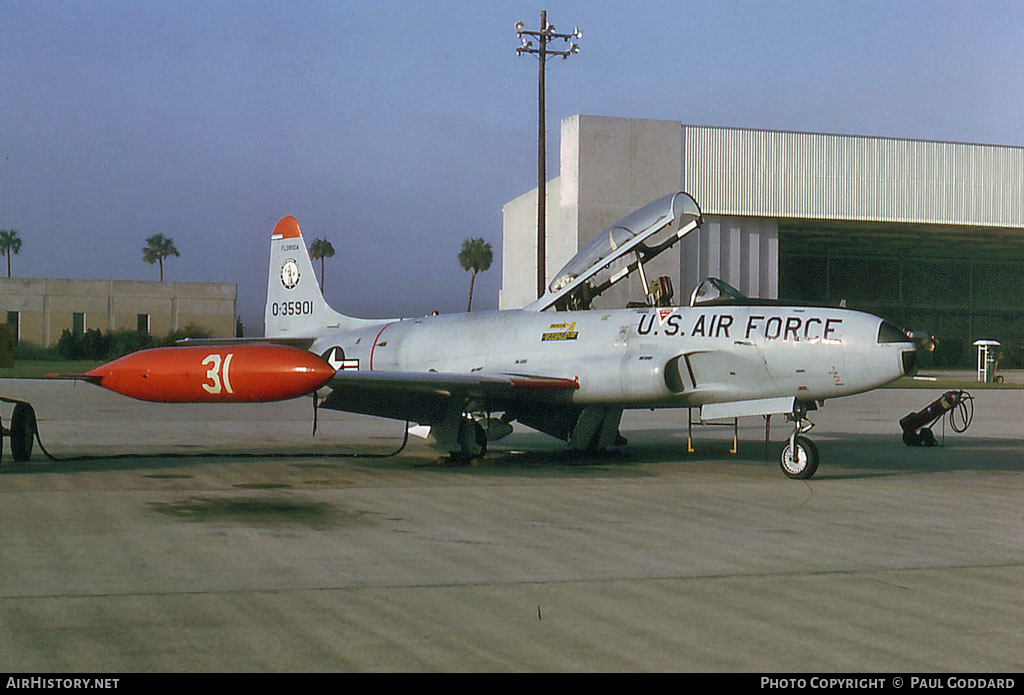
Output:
[{"xmin": 177, "ymin": 336, "xmax": 317, "ymax": 350}]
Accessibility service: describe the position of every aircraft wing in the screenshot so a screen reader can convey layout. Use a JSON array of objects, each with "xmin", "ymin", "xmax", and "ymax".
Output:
[
  {"xmin": 319, "ymin": 369, "xmax": 579, "ymax": 424},
  {"xmin": 326, "ymin": 369, "xmax": 578, "ymax": 397}
]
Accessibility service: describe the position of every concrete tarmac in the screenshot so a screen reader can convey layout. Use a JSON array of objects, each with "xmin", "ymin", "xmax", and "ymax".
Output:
[{"xmin": 0, "ymin": 379, "xmax": 1021, "ymax": 672}]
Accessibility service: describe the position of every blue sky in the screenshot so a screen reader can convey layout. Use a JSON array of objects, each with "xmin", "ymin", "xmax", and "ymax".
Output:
[{"xmin": 2, "ymin": 0, "xmax": 1022, "ymax": 333}]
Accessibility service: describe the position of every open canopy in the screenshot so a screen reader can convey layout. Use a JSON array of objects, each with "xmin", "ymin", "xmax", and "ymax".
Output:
[{"xmin": 526, "ymin": 191, "xmax": 703, "ymax": 312}]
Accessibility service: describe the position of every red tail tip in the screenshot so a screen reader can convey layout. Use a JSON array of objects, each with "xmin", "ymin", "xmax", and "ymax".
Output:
[{"xmin": 273, "ymin": 216, "xmax": 302, "ymax": 239}]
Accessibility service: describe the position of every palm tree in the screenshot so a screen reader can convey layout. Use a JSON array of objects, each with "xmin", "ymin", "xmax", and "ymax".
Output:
[
  {"xmin": 142, "ymin": 234, "xmax": 180, "ymax": 281},
  {"xmin": 0, "ymin": 229, "xmax": 23, "ymax": 278},
  {"xmin": 309, "ymin": 238, "xmax": 335, "ymax": 292},
  {"xmin": 458, "ymin": 237, "xmax": 493, "ymax": 312}
]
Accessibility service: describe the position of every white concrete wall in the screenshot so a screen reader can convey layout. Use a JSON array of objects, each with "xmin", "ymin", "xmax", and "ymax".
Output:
[
  {"xmin": 500, "ymin": 115, "xmax": 685, "ymax": 309},
  {"xmin": 567, "ymin": 115, "xmax": 683, "ymax": 310},
  {"xmin": 500, "ymin": 176, "xmax": 565, "ymax": 310}
]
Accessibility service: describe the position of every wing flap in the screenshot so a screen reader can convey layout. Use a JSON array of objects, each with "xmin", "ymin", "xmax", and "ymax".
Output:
[
  {"xmin": 326, "ymin": 369, "xmax": 579, "ymax": 397},
  {"xmin": 700, "ymin": 396, "xmax": 797, "ymax": 422}
]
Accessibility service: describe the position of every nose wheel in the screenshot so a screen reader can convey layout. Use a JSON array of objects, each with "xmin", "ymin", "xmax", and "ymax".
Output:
[
  {"xmin": 780, "ymin": 401, "xmax": 818, "ymax": 479},
  {"xmin": 780, "ymin": 435, "xmax": 819, "ymax": 479}
]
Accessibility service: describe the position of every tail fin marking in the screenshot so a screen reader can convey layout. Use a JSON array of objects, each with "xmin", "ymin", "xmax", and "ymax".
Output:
[{"xmin": 264, "ymin": 216, "xmax": 377, "ymax": 337}]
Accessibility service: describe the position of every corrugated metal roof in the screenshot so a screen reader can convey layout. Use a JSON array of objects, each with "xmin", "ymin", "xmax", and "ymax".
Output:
[{"xmin": 683, "ymin": 126, "xmax": 1024, "ymax": 228}]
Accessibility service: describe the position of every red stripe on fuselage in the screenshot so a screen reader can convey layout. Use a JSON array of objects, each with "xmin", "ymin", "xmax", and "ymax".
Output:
[{"xmin": 369, "ymin": 321, "xmax": 399, "ymax": 371}]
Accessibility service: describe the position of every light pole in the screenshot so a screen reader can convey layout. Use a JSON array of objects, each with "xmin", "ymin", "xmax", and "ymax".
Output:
[{"xmin": 516, "ymin": 11, "xmax": 581, "ymax": 299}]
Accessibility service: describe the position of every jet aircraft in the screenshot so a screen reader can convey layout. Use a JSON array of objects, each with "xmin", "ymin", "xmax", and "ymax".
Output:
[{"xmin": 75, "ymin": 192, "xmax": 918, "ymax": 479}]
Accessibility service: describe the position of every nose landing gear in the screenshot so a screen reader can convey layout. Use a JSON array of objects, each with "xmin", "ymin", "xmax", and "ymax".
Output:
[
  {"xmin": 780, "ymin": 401, "xmax": 818, "ymax": 479},
  {"xmin": 780, "ymin": 435, "xmax": 819, "ymax": 479}
]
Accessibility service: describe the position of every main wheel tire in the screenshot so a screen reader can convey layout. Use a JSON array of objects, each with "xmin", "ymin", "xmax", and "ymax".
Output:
[
  {"xmin": 458, "ymin": 419, "xmax": 487, "ymax": 458},
  {"xmin": 10, "ymin": 402, "xmax": 36, "ymax": 462},
  {"xmin": 780, "ymin": 435, "xmax": 819, "ymax": 479}
]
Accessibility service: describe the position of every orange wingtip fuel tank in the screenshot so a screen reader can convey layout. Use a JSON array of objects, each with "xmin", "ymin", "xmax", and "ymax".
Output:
[{"xmin": 80, "ymin": 344, "xmax": 336, "ymax": 403}]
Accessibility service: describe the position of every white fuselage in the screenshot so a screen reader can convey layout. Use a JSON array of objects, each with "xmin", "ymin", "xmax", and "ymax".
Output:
[{"xmin": 309, "ymin": 303, "xmax": 913, "ymax": 411}]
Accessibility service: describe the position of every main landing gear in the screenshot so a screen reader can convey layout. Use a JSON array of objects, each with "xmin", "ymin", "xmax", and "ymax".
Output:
[
  {"xmin": 779, "ymin": 402, "xmax": 819, "ymax": 480},
  {"xmin": 0, "ymin": 400, "xmax": 37, "ymax": 464},
  {"xmin": 427, "ymin": 414, "xmax": 489, "ymax": 465},
  {"xmin": 451, "ymin": 417, "xmax": 487, "ymax": 463}
]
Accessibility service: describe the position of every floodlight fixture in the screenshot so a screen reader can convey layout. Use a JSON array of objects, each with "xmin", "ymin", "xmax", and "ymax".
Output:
[{"xmin": 513, "ymin": 10, "xmax": 582, "ymax": 298}]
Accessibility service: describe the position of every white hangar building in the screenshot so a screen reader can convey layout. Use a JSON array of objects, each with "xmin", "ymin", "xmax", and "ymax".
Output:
[{"xmin": 501, "ymin": 115, "xmax": 1024, "ymax": 366}]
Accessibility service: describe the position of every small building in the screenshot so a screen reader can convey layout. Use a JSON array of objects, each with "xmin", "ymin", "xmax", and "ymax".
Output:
[
  {"xmin": 502, "ymin": 115, "xmax": 1024, "ymax": 365},
  {"xmin": 0, "ymin": 278, "xmax": 237, "ymax": 347}
]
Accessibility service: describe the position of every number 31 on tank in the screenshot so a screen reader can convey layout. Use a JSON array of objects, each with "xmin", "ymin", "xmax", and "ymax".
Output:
[{"xmin": 202, "ymin": 353, "xmax": 234, "ymax": 394}]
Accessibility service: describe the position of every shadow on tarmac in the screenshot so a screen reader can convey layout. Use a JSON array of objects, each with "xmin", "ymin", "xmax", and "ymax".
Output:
[{"xmin": 1, "ymin": 428, "xmax": 1022, "ymax": 483}]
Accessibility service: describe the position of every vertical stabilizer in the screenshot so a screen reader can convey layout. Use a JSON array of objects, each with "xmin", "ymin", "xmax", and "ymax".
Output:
[{"xmin": 264, "ymin": 216, "xmax": 373, "ymax": 337}]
